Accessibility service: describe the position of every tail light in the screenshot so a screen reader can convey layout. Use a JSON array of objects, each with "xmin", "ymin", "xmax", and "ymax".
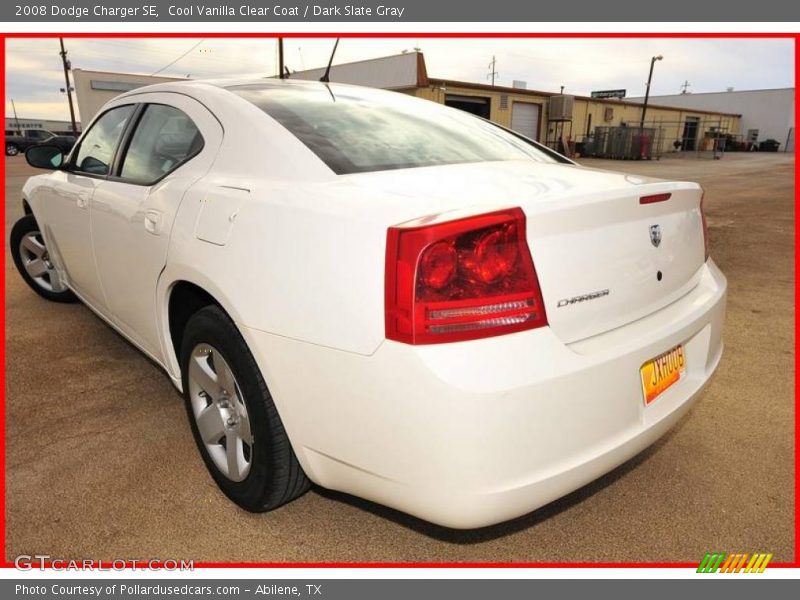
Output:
[
  {"xmin": 700, "ymin": 190, "xmax": 710, "ymax": 261},
  {"xmin": 639, "ymin": 192, "xmax": 672, "ymax": 204},
  {"xmin": 385, "ymin": 207, "xmax": 548, "ymax": 345}
]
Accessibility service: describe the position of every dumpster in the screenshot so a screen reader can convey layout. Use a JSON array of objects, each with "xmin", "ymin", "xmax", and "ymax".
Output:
[{"xmin": 635, "ymin": 133, "xmax": 652, "ymax": 159}]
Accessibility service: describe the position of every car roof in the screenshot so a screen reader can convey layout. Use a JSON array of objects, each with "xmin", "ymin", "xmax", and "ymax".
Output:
[{"xmin": 114, "ymin": 77, "xmax": 368, "ymax": 100}]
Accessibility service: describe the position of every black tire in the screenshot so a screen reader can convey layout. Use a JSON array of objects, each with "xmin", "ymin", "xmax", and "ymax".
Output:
[
  {"xmin": 10, "ymin": 215, "xmax": 78, "ymax": 303},
  {"xmin": 180, "ymin": 305, "xmax": 310, "ymax": 512},
  {"xmin": 6, "ymin": 143, "xmax": 20, "ymax": 157}
]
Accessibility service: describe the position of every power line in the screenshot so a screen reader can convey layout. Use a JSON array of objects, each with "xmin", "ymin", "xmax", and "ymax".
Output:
[
  {"xmin": 151, "ymin": 39, "xmax": 205, "ymax": 76},
  {"xmin": 88, "ymin": 40, "xmax": 249, "ymax": 66}
]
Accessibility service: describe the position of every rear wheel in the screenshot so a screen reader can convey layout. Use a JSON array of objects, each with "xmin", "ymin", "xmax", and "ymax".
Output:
[
  {"xmin": 10, "ymin": 215, "xmax": 77, "ymax": 303},
  {"xmin": 180, "ymin": 305, "xmax": 310, "ymax": 511},
  {"xmin": 5, "ymin": 143, "xmax": 19, "ymax": 156}
]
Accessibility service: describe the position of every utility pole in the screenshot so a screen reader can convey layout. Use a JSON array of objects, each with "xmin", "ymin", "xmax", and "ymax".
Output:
[
  {"xmin": 680, "ymin": 80, "xmax": 691, "ymax": 94},
  {"xmin": 278, "ymin": 38, "xmax": 285, "ymax": 79},
  {"xmin": 59, "ymin": 38, "xmax": 78, "ymax": 136},
  {"xmin": 11, "ymin": 99, "xmax": 22, "ymax": 135},
  {"xmin": 487, "ymin": 56, "xmax": 498, "ymax": 86}
]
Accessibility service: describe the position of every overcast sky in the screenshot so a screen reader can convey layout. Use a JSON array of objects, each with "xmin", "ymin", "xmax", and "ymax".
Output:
[{"xmin": 5, "ymin": 37, "xmax": 794, "ymax": 122}]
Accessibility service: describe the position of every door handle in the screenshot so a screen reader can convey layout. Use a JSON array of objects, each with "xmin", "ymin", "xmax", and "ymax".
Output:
[
  {"xmin": 76, "ymin": 194, "xmax": 89, "ymax": 209},
  {"xmin": 144, "ymin": 209, "xmax": 163, "ymax": 235}
]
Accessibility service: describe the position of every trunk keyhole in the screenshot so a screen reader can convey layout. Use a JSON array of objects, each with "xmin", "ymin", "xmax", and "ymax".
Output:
[{"xmin": 657, "ymin": 271, "xmax": 663, "ymax": 281}]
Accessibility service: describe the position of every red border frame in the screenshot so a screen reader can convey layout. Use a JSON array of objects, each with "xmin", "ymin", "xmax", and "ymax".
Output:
[{"xmin": 1, "ymin": 31, "xmax": 797, "ymax": 571}]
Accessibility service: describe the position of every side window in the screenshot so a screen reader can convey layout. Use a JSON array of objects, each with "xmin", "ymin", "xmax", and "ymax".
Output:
[
  {"xmin": 73, "ymin": 105, "xmax": 135, "ymax": 176},
  {"xmin": 120, "ymin": 104, "xmax": 203, "ymax": 184}
]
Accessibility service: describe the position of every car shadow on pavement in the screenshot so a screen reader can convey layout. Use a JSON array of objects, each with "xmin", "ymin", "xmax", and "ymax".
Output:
[{"xmin": 312, "ymin": 426, "xmax": 682, "ymax": 545}]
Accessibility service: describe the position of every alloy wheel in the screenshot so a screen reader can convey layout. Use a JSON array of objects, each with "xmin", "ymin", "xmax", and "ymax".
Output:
[
  {"xmin": 187, "ymin": 343, "xmax": 253, "ymax": 482},
  {"xmin": 18, "ymin": 231, "xmax": 68, "ymax": 293}
]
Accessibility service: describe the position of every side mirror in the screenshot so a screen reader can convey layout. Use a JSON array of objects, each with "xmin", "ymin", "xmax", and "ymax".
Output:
[{"xmin": 25, "ymin": 145, "xmax": 64, "ymax": 170}]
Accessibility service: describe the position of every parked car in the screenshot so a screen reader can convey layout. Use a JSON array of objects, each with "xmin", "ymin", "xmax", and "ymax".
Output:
[
  {"xmin": 759, "ymin": 139, "xmax": 781, "ymax": 152},
  {"xmin": 6, "ymin": 128, "xmax": 77, "ymax": 157},
  {"xmin": 12, "ymin": 80, "xmax": 727, "ymax": 528}
]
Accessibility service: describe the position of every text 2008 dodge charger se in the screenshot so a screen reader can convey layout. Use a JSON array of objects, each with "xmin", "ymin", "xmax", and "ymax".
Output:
[{"xmin": 12, "ymin": 79, "xmax": 726, "ymax": 528}]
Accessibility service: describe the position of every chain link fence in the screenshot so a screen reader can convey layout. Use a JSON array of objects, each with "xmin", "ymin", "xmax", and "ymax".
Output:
[{"xmin": 575, "ymin": 116, "xmax": 740, "ymax": 160}]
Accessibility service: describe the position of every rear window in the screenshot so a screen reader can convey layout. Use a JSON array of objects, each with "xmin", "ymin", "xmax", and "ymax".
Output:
[{"xmin": 228, "ymin": 83, "xmax": 561, "ymax": 175}]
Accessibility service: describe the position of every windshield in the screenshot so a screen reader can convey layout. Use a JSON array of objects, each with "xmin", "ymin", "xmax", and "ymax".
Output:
[{"xmin": 228, "ymin": 83, "xmax": 563, "ymax": 175}]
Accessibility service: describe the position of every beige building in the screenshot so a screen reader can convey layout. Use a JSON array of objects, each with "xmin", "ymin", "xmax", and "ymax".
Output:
[
  {"xmin": 410, "ymin": 79, "xmax": 740, "ymax": 156},
  {"xmin": 629, "ymin": 88, "xmax": 794, "ymax": 151},
  {"xmin": 289, "ymin": 52, "xmax": 741, "ymax": 157}
]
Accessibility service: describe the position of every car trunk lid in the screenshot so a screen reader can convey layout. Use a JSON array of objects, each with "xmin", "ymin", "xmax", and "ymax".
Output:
[{"xmin": 346, "ymin": 159, "xmax": 706, "ymax": 344}]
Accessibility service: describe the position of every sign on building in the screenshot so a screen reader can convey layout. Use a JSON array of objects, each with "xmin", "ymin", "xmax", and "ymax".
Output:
[{"xmin": 591, "ymin": 89, "xmax": 626, "ymax": 99}]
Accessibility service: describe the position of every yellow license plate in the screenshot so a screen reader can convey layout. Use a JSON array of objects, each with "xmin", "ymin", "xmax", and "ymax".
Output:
[{"xmin": 640, "ymin": 344, "xmax": 686, "ymax": 405}]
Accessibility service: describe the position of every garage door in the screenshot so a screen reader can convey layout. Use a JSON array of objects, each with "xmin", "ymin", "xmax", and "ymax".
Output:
[
  {"xmin": 511, "ymin": 102, "xmax": 540, "ymax": 141},
  {"xmin": 445, "ymin": 95, "xmax": 491, "ymax": 119}
]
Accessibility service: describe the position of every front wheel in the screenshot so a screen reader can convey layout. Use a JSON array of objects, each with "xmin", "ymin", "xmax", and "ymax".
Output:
[
  {"xmin": 10, "ymin": 215, "xmax": 77, "ymax": 303},
  {"xmin": 6, "ymin": 143, "xmax": 19, "ymax": 156},
  {"xmin": 180, "ymin": 305, "xmax": 310, "ymax": 511}
]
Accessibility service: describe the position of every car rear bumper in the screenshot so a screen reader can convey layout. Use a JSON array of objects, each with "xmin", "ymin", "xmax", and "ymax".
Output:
[{"xmin": 241, "ymin": 260, "xmax": 727, "ymax": 529}]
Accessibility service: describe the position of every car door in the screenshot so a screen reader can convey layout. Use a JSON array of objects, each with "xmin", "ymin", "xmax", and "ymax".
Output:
[
  {"xmin": 42, "ymin": 104, "xmax": 136, "ymax": 310},
  {"xmin": 89, "ymin": 93, "xmax": 223, "ymax": 362}
]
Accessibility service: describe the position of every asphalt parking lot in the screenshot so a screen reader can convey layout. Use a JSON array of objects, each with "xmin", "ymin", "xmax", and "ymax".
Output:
[{"xmin": 4, "ymin": 152, "xmax": 794, "ymax": 564}]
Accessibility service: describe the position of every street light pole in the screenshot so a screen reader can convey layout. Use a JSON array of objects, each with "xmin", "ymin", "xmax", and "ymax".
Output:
[{"xmin": 640, "ymin": 54, "xmax": 663, "ymax": 129}]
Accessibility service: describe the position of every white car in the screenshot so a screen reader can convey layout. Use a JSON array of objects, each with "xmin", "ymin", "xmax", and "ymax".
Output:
[{"xmin": 13, "ymin": 79, "xmax": 726, "ymax": 529}]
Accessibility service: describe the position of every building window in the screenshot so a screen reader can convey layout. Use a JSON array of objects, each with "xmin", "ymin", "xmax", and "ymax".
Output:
[{"xmin": 90, "ymin": 80, "xmax": 143, "ymax": 92}]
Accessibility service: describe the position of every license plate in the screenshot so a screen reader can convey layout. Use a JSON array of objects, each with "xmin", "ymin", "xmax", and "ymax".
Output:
[{"xmin": 640, "ymin": 344, "xmax": 686, "ymax": 405}]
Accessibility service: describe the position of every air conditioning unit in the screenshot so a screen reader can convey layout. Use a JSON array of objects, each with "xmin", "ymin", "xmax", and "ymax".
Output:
[{"xmin": 548, "ymin": 95, "xmax": 574, "ymax": 121}]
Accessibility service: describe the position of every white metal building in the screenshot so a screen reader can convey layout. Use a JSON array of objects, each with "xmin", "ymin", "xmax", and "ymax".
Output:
[
  {"xmin": 288, "ymin": 52, "xmax": 428, "ymax": 90},
  {"xmin": 72, "ymin": 69, "xmax": 181, "ymax": 123},
  {"xmin": 629, "ymin": 88, "xmax": 795, "ymax": 151}
]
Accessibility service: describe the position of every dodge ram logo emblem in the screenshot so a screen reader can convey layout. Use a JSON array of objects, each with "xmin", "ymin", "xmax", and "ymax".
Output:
[{"xmin": 650, "ymin": 224, "xmax": 662, "ymax": 248}]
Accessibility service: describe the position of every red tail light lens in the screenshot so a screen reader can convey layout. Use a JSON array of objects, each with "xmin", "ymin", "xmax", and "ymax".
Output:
[
  {"xmin": 419, "ymin": 240, "xmax": 457, "ymax": 290},
  {"xmin": 700, "ymin": 190, "xmax": 710, "ymax": 261},
  {"xmin": 385, "ymin": 207, "xmax": 548, "ymax": 344},
  {"xmin": 639, "ymin": 192, "xmax": 672, "ymax": 204}
]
